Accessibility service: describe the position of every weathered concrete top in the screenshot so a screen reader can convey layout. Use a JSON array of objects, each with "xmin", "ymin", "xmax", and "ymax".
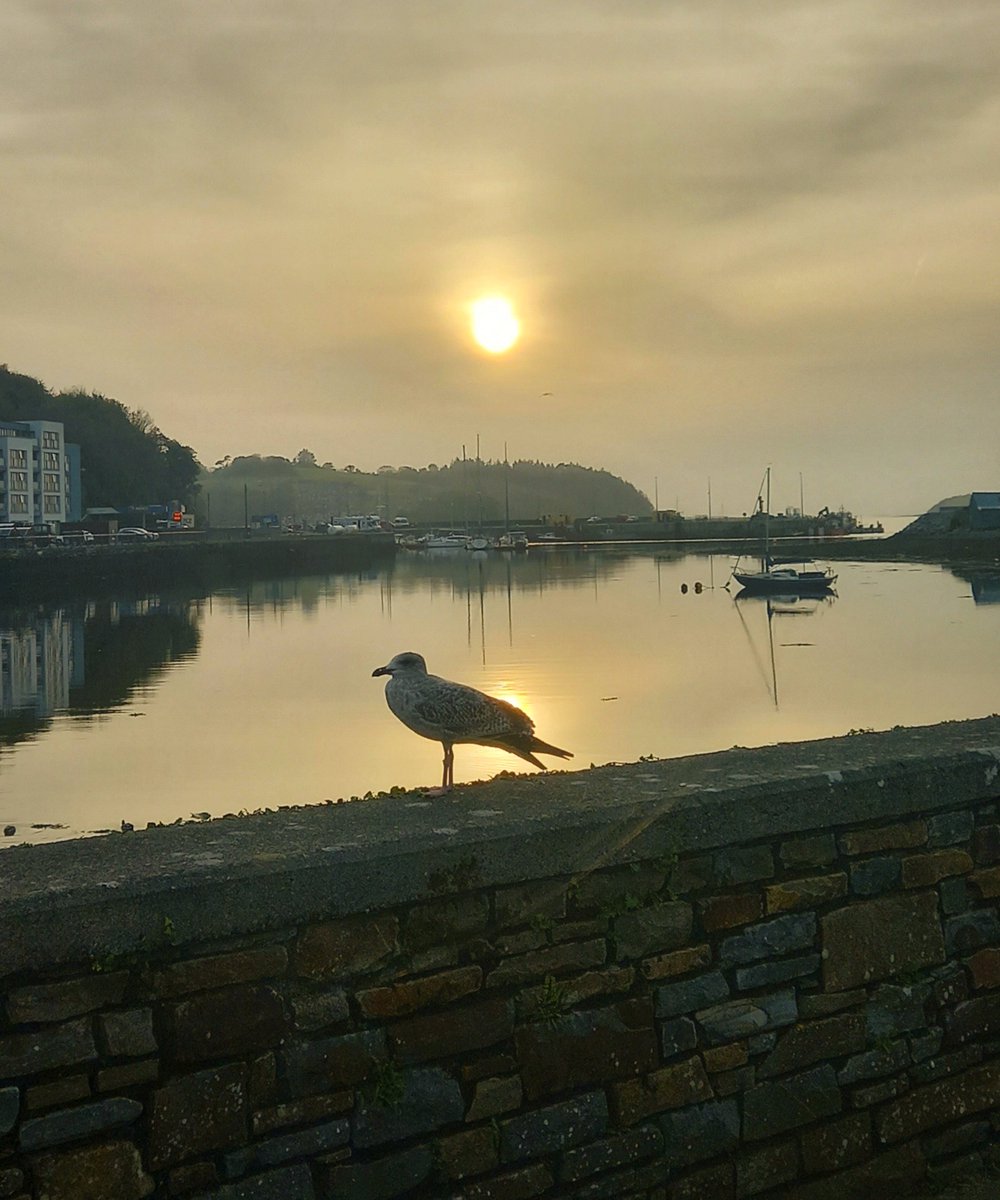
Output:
[{"xmin": 3, "ymin": 717, "xmax": 1000, "ymax": 977}]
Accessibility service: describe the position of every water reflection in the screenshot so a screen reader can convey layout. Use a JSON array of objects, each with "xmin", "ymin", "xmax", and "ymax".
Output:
[
  {"xmin": 0, "ymin": 598, "xmax": 201, "ymax": 741},
  {"xmin": 1, "ymin": 549, "xmax": 997, "ymax": 846}
]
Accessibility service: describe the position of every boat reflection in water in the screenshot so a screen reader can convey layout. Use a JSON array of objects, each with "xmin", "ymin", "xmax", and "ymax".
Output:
[{"xmin": 732, "ymin": 589, "xmax": 837, "ymax": 708}]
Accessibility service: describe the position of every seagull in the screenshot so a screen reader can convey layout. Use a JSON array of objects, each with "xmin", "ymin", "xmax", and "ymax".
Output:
[{"xmin": 372, "ymin": 651, "xmax": 572, "ymax": 792}]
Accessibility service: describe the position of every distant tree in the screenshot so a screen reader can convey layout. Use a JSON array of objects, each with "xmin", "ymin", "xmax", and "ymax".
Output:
[{"xmin": 295, "ymin": 448, "xmax": 317, "ymax": 467}]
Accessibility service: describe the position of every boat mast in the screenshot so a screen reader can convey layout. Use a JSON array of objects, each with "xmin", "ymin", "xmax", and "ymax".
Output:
[{"xmin": 763, "ymin": 466, "xmax": 771, "ymax": 567}]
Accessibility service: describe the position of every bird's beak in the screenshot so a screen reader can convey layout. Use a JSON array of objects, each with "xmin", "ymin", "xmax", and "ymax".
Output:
[{"xmin": 372, "ymin": 665, "xmax": 390, "ymax": 677}]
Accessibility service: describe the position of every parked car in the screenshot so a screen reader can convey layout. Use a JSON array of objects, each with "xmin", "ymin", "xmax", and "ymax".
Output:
[{"xmin": 116, "ymin": 527, "xmax": 159, "ymax": 542}]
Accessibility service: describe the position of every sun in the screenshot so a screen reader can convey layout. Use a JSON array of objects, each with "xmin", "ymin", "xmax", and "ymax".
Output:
[{"xmin": 470, "ymin": 296, "xmax": 520, "ymax": 354}]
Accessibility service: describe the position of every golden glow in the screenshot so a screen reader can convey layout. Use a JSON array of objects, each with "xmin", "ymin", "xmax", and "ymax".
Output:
[{"xmin": 471, "ymin": 296, "xmax": 520, "ymax": 354}]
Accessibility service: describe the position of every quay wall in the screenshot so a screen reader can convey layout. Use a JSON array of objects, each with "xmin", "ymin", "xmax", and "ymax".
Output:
[{"xmin": 2, "ymin": 718, "xmax": 1000, "ymax": 1198}]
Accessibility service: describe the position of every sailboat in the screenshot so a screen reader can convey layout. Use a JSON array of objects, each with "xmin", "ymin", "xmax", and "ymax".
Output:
[{"xmin": 731, "ymin": 468, "xmax": 837, "ymax": 596}]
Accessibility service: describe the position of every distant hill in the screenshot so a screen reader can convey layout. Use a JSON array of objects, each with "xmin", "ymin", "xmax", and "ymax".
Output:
[{"xmin": 201, "ymin": 455, "xmax": 652, "ymax": 528}]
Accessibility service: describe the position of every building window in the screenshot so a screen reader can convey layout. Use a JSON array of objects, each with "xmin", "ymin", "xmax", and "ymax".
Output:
[
  {"xmin": 42, "ymin": 431, "xmax": 60, "ymax": 449},
  {"xmin": 9, "ymin": 449, "xmax": 27, "ymax": 468},
  {"xmin": 43, "ymin": 451, "xmax": 60, "ymax": 471},
  {"xmin": 43, "ymin": 473, "xmax": 61, "ymax": 493},
  {"xmin": 44, "ymin": 495, "xmax": 61, "ymax": 513},
  {"xmin": 10, "ymin": 472, "xmax": 28, "ymax": 490},
  {"xmin": 10, "ymin": 495, "xmax": 28, "ymax": 513}
]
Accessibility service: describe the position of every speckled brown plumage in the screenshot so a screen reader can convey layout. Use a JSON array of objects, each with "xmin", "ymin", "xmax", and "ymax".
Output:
[{"xmin": 372, "ymin": 651, "xmax": 572, "ymax": 791}]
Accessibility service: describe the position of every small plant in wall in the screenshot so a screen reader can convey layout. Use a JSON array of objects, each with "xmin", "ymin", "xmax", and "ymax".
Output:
[
  {"xmin": 532, "ymin": 974, "xmax": 570, "ymax": 1026},
  {"xmin": 367, "ymin": 1058, "xmax": 406, "ymax": 1109}
]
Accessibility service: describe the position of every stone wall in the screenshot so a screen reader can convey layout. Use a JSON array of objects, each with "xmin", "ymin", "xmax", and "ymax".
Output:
[{"xmin": 2, "ymin": 718, "xmax": 1000, "ymax": 1199}]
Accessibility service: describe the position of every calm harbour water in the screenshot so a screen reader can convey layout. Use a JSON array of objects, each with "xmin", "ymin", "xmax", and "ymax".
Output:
[{"xmin": 1, "ymin": 543, "xmax": 998, "ymax": 845}]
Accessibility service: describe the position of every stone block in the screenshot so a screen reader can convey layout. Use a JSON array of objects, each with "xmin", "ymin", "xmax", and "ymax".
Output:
[
  {"xmin": 851, "ymin": 1076, "xmax": 910, "ymax": 1107},
  {"xmin": 742, "ymin": 1064, "xmax": 841, "ymax": 1140},
  {"xmin": 972, "ymin": 822, "xmax": 1000, "ymax": 864},
  {"xmin": 923, "ymin": 1118, "xmax": 991, "ymax": 1160},
  {"xmin": 248, "ymin": 1052, "xmax": 276, "ymax": 1107},
  {"xmin": 611, "ymin": 1056, "xmax": 713, "ymax": 1126},
  {"xmin": 714, "ymin": 1066, "xmax": 756, "ymax": 1097},
  {"xmin": 734, "ymin": 954, "xmax": 820, "ymax": 992},
  {"xmin": 148, "ymin": 1062, "xmax": 247, "ymax": 1169},
  {"xmin": 0, "ymin": 1086, "xmax": 18, "ymax": 1135},
  {"xmin": 910, "ymin": 1045, "xmax": 982, "ymax": 1084},
  {"xmin": 152, "ymin": 946, "xmax": 287, "ymax": 998},
  {"xmin": 251, "ymin": 1092, "xmax": 351, "ymax": 1136},
  {"xmin": 777, "ymin": 1140, "xmax": 925, "ymax": 1200},
  {"xmin": 876, "ymin": 1059, "xmax": 1000, "ymax": 1142},
  {"xmin": 96, "ymin": 1059, "xmax": 160, "ymax": 1092},
  {"xmin": 713, "ymin": 846, "xmax": 774, "ymax": 886},
  {"xmin": 718, "ymin": 913, "xmax": 816, "ymax": 967},
  {"xmin": 939, "ymin": 876, "xmax": 969, "ymax": 914},
  {"xmin": 0, "ymin": 1166, "xmax": 24, "ymax": 1198},
  {"xmin": 613, "ymin": 902, "xmax": 692, "ymax": 959},
  {"xmin": 797, "ymin": 988, "xmax": 865, "ymax": 1018},
  {"xmin": 901, "ymin": 849, "xmax": 973, "ymax": 888},
  {"xmin": 821, "ymin": 891, "xmax": 944, "ymax": 990},
  {"xmin": 559, "ymin": 1124, "xmax": 663, "ymax": 1184},
  {"xmin": 698, "ymin": 893, "xmax": 762, "ymax": 932},
  {"xmin": 171, "ymin": 984, "xmax": 286, "ymax": 1062},
  {"xmin": 437, "ymin": 1125, "xmax": 499, "ymax": 1180},
  {"xmin": 5, "ymin": 972, "xmax": 128, "ymax": 1024},
  {"xmin": 352, "ymin": 1066, "xmax": 464, "ymax": 1149},
  {"xmin": 495, "ymin": 880, "xmax": 567, "ymax": 927},
  {"xmin": 702, "ymin": 1042, "xmax": 748, "ymax": 1073},
  {"xmin": 0, "ymin": 1017, "xmax": 96, "ymax": 1078},
  {"xmin": 461, "ymin": 1162, "xmax": 554, "ymax": 1200},
  {"xmin": 357, "ymin": 966, "xmax": 482, "ymax": 1019},
  {"xmin": 800, "ymin": 1110, "xmax": 872, "ymax": 1174},
  {"xmin": 390, "ymin": 996, "xmax": 513, "ymax": 1064},
  {"xmin": 403, "ymin": 893, "xmax": 490, "ymax": 953},
  {"xmin": 189, "ymin": 1163, "xmax": 316, "ymax": 1199},
  {"xmin": 324, "ymin": 1145, "xmax": 434, "ymax": 1200},
  {"xmin": 98, "ymin": 1008, "xmax": 157, "ymax": 1058},
  {"xmin": 695, "ymin": 990, "xmax": 797, "ymax": 1045},
  {"xmin": 168, "ymin": 1161, "xmax": 219, "ymax": 1194},
  {"xmin": 909, "ymin": 1027, "xmax": 943, "ymax": 1063},
  {"xmin": 499, "ymin": 1091, "xmax": 608, "ymax": 1164},
  {"xmin": 660, "ymin": 1017, "xmax": 698, "ymax": 1059},
  {"xmin": 282, "ymin": 1029, "xmax": 385, "ymax": 1097},
  {"xmin": 837, "ymin": 1039, "xmax": 909, "ymax": 1085},
  {"xmin": 765, "ymin": 873, "xmax": 847, "ymax": 914},
  {"xmin": 222, "ymin": 1118, "xmax": 348, "ymax": 1177},
  {"xmin": 641, "ymin": 944, "xmax": 711, "ymax": 981},
  {"xmin": 658, "ymin": 1098, "xmax": 740, "ymax": 1168},
  {"xmin": 517, "ymin": 966, "xmax": 634, "ymax": 1020},
  {"xmin": 288, "ymin": 987, "xmax": 349, "ymax": 1032},
  {"xmin": 864, "ymin": 980, "xmax": 932, "ymax": 1042},
  {"xmin": 654, "ymin": 971, "xmax": 729, "ymax": 1018},
  {"xmin": 461, "ymin": 1053, "xmax": 517, "ymax": 1083},
  {"xmin": 571, "ymin": 862, "xmax": 667, "ymax": 912},
  {"xmin": 944, "ymin": 994, "xmax": 1000, "ymax": 1046},
  {"xmin": 967, "ymin": 946, "xmax": 1000, "ymax": 990},
  {"xmin": 944, "ymin": 908, "xmax": 1000, "ymax": 955},
  {"xmin": 735, "ymin": 1139, "xmax": 798, "ymax": 1196},
  {"xmin": 29, "ymin": 1139, "xmax": 153, "ymax": 1200},
  {"xmin": 849, "ymin": 855, "xmax": 901, "ymax": 896},
  {"xmin": 779, "ymin": 834, "xmax": 836, "ymax": 869},
  {"xmin": 838, "ymin": 820, "xmax": 926, "ymax": 856},
  {"xmin": 968, "ymin": 866, "xmax": 1000, "ymax": 898},
  {"xmin": 516, "ymin": 998, "xmax": 657, "ymax": 1099},
  {"xmin": 758, "ymin": 1013, "xmax": 865, "ymax": 1080},
  {"xmin": 927, "ymin": 809, "xmax": 975, "ymax": 847},
  {"xmin": 466, "ymin": 1075, "xmax": 523, "ymax": 1122},
  {"xmin": 295, "ymin": 913, "xmax": 399, "ymax": 979},
  {"xmin": 25, "ymin": 1076, "xmax": 90, "ymax": 1112},
  {"xmin": 667, "ymin": 855, "xmax": 714, "ymax": 896},
  {"xmin": 669, "ymin": 1161, "xmax": 736, "ymax": 1200},
  {"xmin": 486, "ymin": 939, "xmax": 606, "ymax": 988},
  {"xmin": 20, "ymin": 1097, "xmax": 143, "ymax": 1152}
]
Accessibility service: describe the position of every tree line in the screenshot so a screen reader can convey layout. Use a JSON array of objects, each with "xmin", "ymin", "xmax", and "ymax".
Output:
[{"xmin": 0, "ymin": 365, "xmax": 201, "ymax": 509}]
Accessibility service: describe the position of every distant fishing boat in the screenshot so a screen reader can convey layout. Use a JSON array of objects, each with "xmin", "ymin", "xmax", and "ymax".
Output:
[{"xmin": 731, "ymin": 468, "xmax": 837, "ymax": 595}]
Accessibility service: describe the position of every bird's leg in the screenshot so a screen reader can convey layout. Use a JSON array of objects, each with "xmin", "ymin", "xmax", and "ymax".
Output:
[{"xmin": 424, "ymin": 743, "xmax": 454, "ymax": 797}]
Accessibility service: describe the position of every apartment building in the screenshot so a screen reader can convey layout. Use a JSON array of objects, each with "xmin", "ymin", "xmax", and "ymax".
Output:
[{"xmin": 0, "ymin": 419, "xmax": 82, "ymax": 526}]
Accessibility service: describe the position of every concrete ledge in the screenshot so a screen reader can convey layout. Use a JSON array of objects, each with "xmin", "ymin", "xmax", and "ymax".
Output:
[{"xmin": 3, "ymin": 717, "xmax": 1000, "ymax": 977}]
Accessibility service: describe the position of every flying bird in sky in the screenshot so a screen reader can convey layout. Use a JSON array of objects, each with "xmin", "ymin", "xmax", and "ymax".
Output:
[{"xmin": 372, "ymin": 651, "xmax": 572, "ymax": 793}]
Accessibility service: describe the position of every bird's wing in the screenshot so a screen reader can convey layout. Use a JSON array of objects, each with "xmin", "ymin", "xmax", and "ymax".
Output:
[{"xmin": 412, "ymin": 677, "xmax": 534, "ymax": 741}]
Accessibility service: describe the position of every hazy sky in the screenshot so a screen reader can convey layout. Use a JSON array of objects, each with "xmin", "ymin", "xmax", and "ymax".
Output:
[{"xmin": 3, "ymin": 1, "xmax": 998, "ymax": 516}]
